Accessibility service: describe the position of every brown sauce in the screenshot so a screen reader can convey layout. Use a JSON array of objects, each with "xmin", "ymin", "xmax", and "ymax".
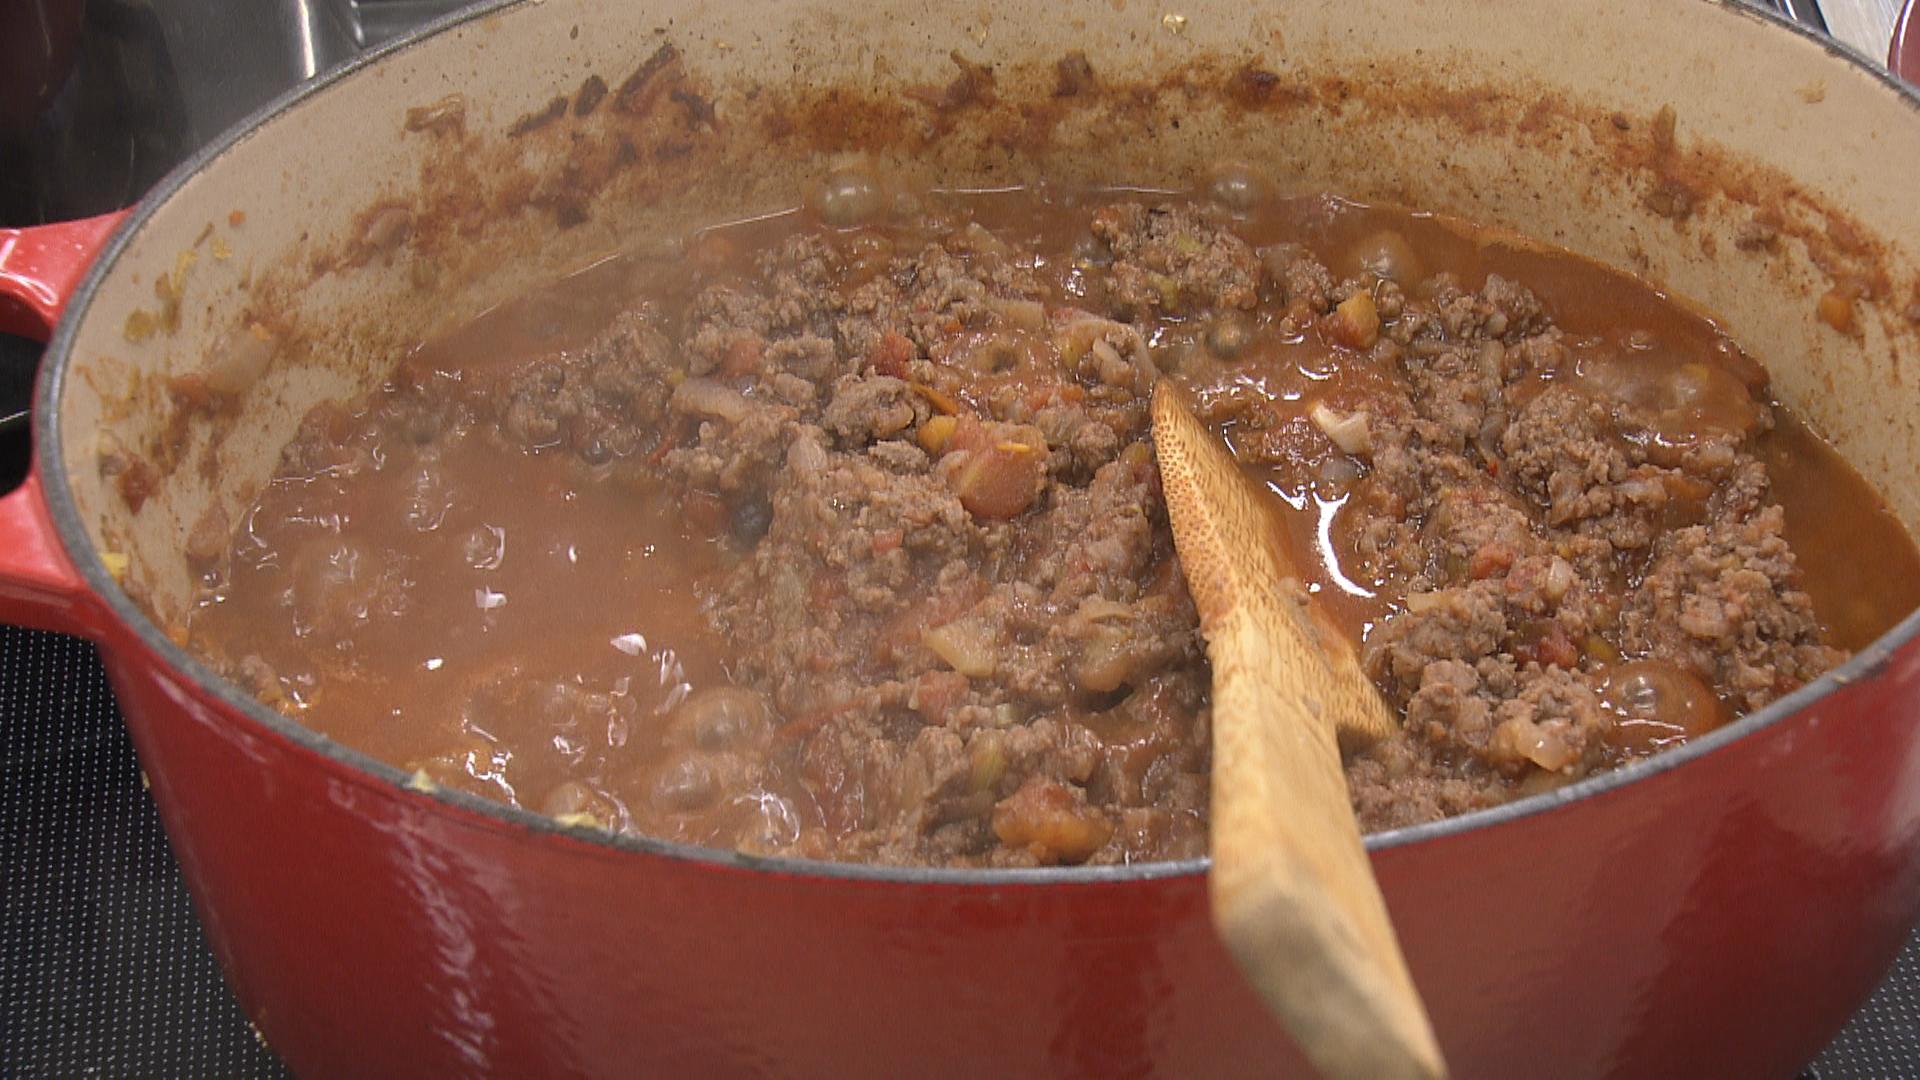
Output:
[{"xmin": 182, "ymin": 184, "xmax": 1920, "ymax": 867}]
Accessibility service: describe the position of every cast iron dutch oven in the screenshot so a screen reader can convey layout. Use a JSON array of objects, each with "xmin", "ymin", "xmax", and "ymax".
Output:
[{"xmin": 3, "ymin": 1, "xmax": 1920, "ymax": 1075}]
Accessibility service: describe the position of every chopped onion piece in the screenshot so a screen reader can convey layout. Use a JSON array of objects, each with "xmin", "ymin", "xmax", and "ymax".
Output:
[
  {"xmin": 1310, "ymin": 401, "xmax": 1373, "ymax": 456},
  {"xmin": 672, "ymin": 377, "xmax": 751, "ymax": 424},
  {"xmin": 992, "ymin": 298, "xmax": 1047, "ymax": 331},
  {"xmin": 924, "ymin": 618, "xmax": 998, "ymax": 678}
]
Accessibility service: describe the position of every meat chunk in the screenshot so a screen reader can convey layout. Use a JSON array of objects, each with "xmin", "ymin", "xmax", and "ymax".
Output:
[
  {"xmin": 1089, "ymin": 202, "xmax": 1262, "ymax": 317},
  {"xmin": 823, "ymin": 375, "xmax": 924, "ymax": 446},
  {"xmin": 496, "ymin": 309, "xmax": 677, "ymax": 462},
  {"xmin": 1622, "ymin": 505, "xmax": 1845, "ymax": 710}
]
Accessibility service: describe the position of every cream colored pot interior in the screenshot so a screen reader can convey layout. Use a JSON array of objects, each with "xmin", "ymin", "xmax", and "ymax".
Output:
[{"xmin": 54, "ymin": 0, "xmax": 1920, "ymax": 628}]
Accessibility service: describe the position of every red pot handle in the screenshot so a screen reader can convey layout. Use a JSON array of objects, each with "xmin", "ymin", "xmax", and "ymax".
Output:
[
  {"xmin": 1894, "ymin": 0, "xmax": 1919, "ymax": 85},
  {"xmin": 0, "ymin": 209, "xmax": 130, "ymax": 638},
  {"xmin": 0, "ymin": 210, "xmax": 127, "ymax": 341},
  {"xmin": 0, "ymin": 472, "xmax": 105, "ymax": 637}
]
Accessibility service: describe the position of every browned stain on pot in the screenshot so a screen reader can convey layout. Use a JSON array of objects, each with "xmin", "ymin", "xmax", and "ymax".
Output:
[
  {"xmin": 1054, "ymin": 51, "xmax": 1095, "ymax": 97},
  {"xmin": 614, "ymin": 41, "xmax": 682, "ymax": 116},
  {"xmin": 403, "ymin": 95, "xmax": 467, "ymax": 136},
  {"xmin": 1591, "ymin": 102, "xmax": 1894, "ymax": 335},
  {"xmin": 330, "ymin": 201, "xmax": 415, "ymax": 272},
  {"xmin": 573, "ymin": 75, "xmax": 607, "ymax": 117},
  {"xmin": 506, "ymin": 95, "xmax": 568, "ymax": 138}
]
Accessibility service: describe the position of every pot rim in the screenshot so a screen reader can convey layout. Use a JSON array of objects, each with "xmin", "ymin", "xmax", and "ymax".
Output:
[{"xmin": 32, "ymin": 0, "xmax": 1920, "ymax": 888}]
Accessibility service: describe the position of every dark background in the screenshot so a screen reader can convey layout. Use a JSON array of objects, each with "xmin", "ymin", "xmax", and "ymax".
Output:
[{"xmin": 0, "ymin": 1, "xmax": 1915, "ymax": 1075}]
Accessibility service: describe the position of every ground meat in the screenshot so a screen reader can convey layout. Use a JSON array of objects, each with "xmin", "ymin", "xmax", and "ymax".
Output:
[
  {"xmin": 1402, "ymin": 658, "xmax": 1495, "ymax": 755},
  {"xmin": 1423, "ymin": 483, "xmax": 1543, "ymax": 581},
  {"xmin": 1366, "ymin": 584, "xmax": 1511, "ymax": 693},
  {"xmin": 1262, "ymin": 243, "xmax": 1337, "ymax": 325},
  {"xmin": 1486, "ymin": 667, "xmax": 1611, "ymax": 775},
  {"xmin": 758, "ymin": 233, "xmax": 847, "ymax": 337},
  {"xmin": 1427, "ymin": 273, "xmax": 1545, "ymax": 342},
  {"xmin": 662, "ymin": 386, "xmax": 798, "ymax": 496},
  {"xmin": 198, "ymin": 189, "xmax": 1879, "ymax": 867},
  {"xmin": 1503, "ymin": 385, "xmax": 1633, "ymax": 519},
  {"xmin": 1292, "ymin": 229, "xmax": 1848, "ymax": 830},
  {"xmin": 1346, "ymin": 742, "xmax": 1507, "ymax": 832},
  {"xmin": 1033, "ymin": 400, "xmax": 1125, "ymax": 480},
  {"xmin": 1089, "ymin": 202, "xmax": 1261, "ymax": 318},
  {"xmin": 822, "ymin": 375, "xmax": 925, "ymax": 446},
  {"xmin": 705, "ymin": 419, "xmax": 1205, "ymax": 865},
  {"xmin": 1399, "ymin": 342, "xmax": 1507, "ymax": 454},
  {"xmin": 1622, "ymin": 505, "xmax": 1844, "ymax": 711},
  {"xmin": 699, "ymin": 266, "xmax": 1212, "ymax": 864},
  {"xmin": 1501, "ymin": 384, "xmax": 1684, "ymax": 566},
  {"xmin": 683, "ymin": 286, "xmax": 777, "ymax": 375},
  {"xmin": 495, "ymin": 309, "xmax": 677, "ymax": 462},
  {"xmin": 1479, "ymin": 274, "xmax": 1548, "ymax": 339},
  {"xmin": 839, "ymin": 236, "xmax": 1043, "ymax": 361}
]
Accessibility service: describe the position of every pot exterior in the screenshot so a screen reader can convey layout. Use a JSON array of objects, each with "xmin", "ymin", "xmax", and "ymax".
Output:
[
  {"xmin": 1896, "ymin": 0, "xmax": 1919, "ymax": 82},
  {"xmin": 100, "ymin": 606, "xmax": 1920, "ymax": 1078}
]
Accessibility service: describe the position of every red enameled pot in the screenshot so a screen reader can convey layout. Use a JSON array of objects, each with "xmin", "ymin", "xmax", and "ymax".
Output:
[
  {"xmin": 1894, "ymin": 0, "xmax": 1920, "ymax": 84},
  {"xmin": 4, "ymin": 1, "xmax": 1920, "ymax": 1076}
]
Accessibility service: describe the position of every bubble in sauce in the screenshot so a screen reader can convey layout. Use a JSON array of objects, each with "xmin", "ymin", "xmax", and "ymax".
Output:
[
  {"xmin": 1205, "ymin": 313, "xmax": 1255, "ymax": 359},
  {"xmin": 652, "ymin": 753, "xmax": 720, "ymax": 812},
  {"xmin": 1344, "ymin": 230, "xmax": 1423, "ymax": 284},
  {"xmin": 1602, "ymin": 660, "xmax": 1724, "ymax": 754},
  {"xmin": 461, "ymin": 524, "xmax": 506, "ymax": 570},
  {"xmin": 814, "ymin": 168, "xmax": 887, "ymax": 229},
  {"xmin": 542, "ymin": 780, "xmax": 620, "ymax": 829},
  {"xmin": 403, "ymin": 463, "xmax": 453, "ymax": 532},
  {"xmin": 290, "ymin": 538, "xmax": 376, "ymax": 640},
  {"xmin": 1205, "ymin": 163, "xmax": 1269, "ymax": 213},
  {"xmin": 735, "ymin": 791, "xmax": 802, "ymax": 850},
  {"xmin": 674, "ymin": 686, "xmax": 773, "ymax": 751}
]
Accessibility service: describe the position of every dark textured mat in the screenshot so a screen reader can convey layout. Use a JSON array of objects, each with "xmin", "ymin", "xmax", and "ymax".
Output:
[{"xmin": 0, "ymin": 627, "xmax": 287, "ymax": 1077}]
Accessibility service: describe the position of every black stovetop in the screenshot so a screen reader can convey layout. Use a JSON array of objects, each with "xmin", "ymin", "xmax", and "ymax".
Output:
[{"xmin": 1, "ymin": 2, "xmax": 1916, "ymax": 1075}]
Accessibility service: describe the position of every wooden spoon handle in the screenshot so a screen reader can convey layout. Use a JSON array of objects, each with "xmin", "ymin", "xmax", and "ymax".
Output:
[{"xmin": 1152, "ymin": 383, "xmax": 1445, "ymax": 1080}]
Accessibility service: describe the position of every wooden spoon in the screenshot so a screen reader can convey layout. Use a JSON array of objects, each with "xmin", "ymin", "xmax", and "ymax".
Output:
[{"xmin": 1151, "ymin": 382, "xmax": 1446, "ymax": 1080}]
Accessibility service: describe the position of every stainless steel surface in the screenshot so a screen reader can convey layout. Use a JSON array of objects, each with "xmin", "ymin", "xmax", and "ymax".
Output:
[
  {"xmin": 1, "ymin": 0, "xmax": 190, "ymax": 226},
  {"xmin": 0, "ymin": 0, "xmax": 483, "ymax": 435},
  {"xmin": 340, "ymin": 0, "xmax": 479, "ymax": 48},
  {"xmin": 1770, "ymin": 0, "xmax": 1902, "ymax": 60},
  {"xmin": 1778, "ymin": 0, "xmax": 1832, "ymax": 32},
  {"xmin": 0, "ymin": 0, "xmax": 481, "ymax": 231},
  {"xmin": 1819, "ymin": 0, "xmax": 1904, "ymax": 59},
  {"xmin": 146, "ymin": 0, "xmax": 360, "ymax": 144}
]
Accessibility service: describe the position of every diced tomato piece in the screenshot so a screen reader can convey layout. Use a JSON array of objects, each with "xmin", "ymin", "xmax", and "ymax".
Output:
[
  {"xmin": 721, "ymin": 334, "xmax": 766, "ymax": 378},
  {"xmin": 1469, "ymin": 543, "xmax": 1515, "ymax": 580},
  {"xmin": 869, "ymin": 331, "xmax": 915, "ymax": 378},
  {"xmin": 910, "ymin": 670, "xmax": 971, "ymax": 724},
  {"xmin": 1518, "ymin": 620, "xmax": 1579, "ymax": 668},
  {"xmin": 991, "ymin": 778, "xmax": 1113, "ymax": 865},
  {"xmin": 1326, "ymin": 291, "xmax": 1381, "ymax": 350},
  {"xmin": 952, "ymin": 443, "xmax": 1045, "ymax": 520}
]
